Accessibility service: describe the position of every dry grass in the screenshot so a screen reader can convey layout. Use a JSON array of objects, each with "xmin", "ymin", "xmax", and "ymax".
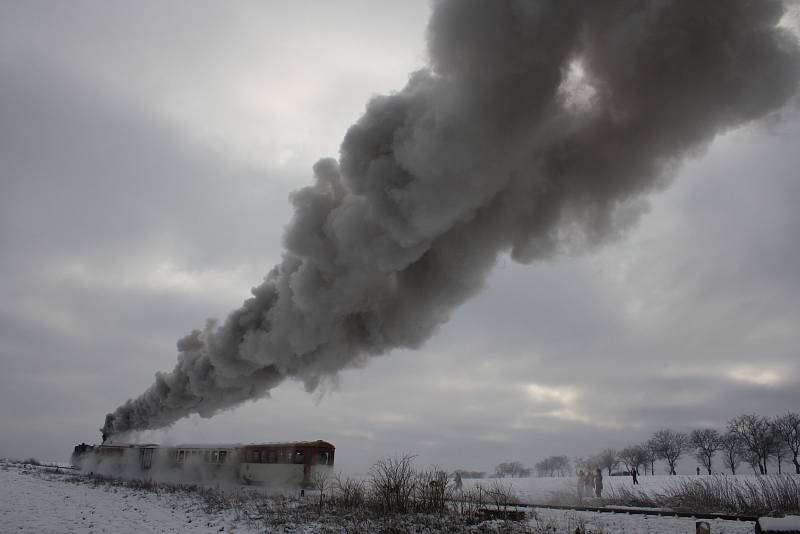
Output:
[{"xmin": 602, "ymin": 475, "xmax": 800, "ymax": 516}]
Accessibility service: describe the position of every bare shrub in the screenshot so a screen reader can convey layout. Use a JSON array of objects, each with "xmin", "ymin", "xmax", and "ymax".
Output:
[
  {"xmin": 415, "ymin": 467, "xmax": 452, "ymax": 513},
  {"xmin": 485, "ymin": 479, "xmax": 519, "ymax": 508},
  {"xmin": 368, "ymin": 454, "xmax": 417, "ymax": 514},
  {"xmin": 332, "ymin": 472, "xmax": 366, "ymax": 509},
  {"xmin": 310, "ymin": 469, "xmax": 332, "ymax": 514}
]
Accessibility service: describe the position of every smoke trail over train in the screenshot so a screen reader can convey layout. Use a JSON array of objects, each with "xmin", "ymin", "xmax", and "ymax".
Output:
[{"xmin": 103, "ymin": 0, "xmax": 799, "ymax": 439}]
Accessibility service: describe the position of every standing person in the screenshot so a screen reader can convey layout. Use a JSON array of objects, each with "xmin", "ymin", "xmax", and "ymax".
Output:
[
  {"xmin": 594, "ymin": 467, "xmax": 603, "ymax": 498},
  {"xmin": 632, "ymin": 468, "xmax": 639, "ymax": 485},
  {"xmin": 696, "ymin": 467, "xmax": 701, "ymax": 476},
  {"xmin": 577, "ymin": 470, "xmax": 585, "ymax": 500}
]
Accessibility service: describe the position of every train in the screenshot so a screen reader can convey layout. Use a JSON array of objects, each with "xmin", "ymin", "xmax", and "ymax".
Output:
[{"xmin": 71, "ymin": 439, "xmax": 335, "ymax": 487}]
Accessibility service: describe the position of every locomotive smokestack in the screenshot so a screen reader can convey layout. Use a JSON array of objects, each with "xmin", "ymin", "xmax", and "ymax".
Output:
[{"xmin": 103, "ymin": 0, "xmax": 800, "ymax": 437}]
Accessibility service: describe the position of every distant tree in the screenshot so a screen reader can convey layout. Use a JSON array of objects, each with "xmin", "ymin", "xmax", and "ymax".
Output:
[
  {"xmin": 534, "ymin": 458, "xmax": 550, "ymax": 477},
  {"xmin": 494, "ymin": 461, "xmax": 528, "ymax": 478},
  {"xmin": 720, "ymin": 431, "xmax": 743, "ymax": 475},
  {"xmin": 595, "ymin": 449, "xmax": 619, "ymax": 476},
  {"xmin": 643, "ymin": 440, "xmax": 658, "ymax": 475},
  {"xmin": 552, "ymin": 455, "xmax": 570, "ymax": 477},
  {"xmin": 690, "ymin": 429, "xmax": 722, "ymax": 475},
  {"xmin": 773, "ymin": 412, "xmax": 800, "ymax": 474},
  {"xmin": 534, "ymin": 455, "xmax": 570, "ymax": 477},
  {"xmin": 774, "ymin": 441, "xmax": 791, "ymax": 474},
  {"xmin": 742, "ymin": 449, "xmax": 763, "ymax": 475},
  {"xmin": 618, "ymin": 446, "xmax": 646, "ymax": 475},
  {"xmin": 632, "ymin": 445, "xmax": 649, "ymax": 475},
  {"xmin": 650, "ymin": 429, "xmax": 690, "ymax": 475},
  {"xmin": 573, "ymin": 456, "xmax": 590, "ymax": 475},
  {"xmin": 727, "ymin": 414, "xmax": 778, "ymax": 474}
]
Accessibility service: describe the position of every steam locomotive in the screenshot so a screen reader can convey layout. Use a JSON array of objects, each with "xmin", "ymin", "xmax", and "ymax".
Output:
[{"xmin": 71, "ymin": 439, "xmax": 335, "ymax": 486}]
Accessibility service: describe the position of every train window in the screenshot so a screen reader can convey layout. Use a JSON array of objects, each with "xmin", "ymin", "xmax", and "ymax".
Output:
[{"xmin": 219, "ymin": 450, "xmax": 227, "ymax": 463}]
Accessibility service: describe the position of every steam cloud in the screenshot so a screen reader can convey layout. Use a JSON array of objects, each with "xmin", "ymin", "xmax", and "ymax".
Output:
[{"xmin": 103, "ymin": 0, "xmax": 799, "ymax": 438}]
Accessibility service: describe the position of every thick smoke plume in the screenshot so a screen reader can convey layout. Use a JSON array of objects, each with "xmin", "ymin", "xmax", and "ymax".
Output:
[{"xmin": 103, "ymin": 0, "xmax": 799, "ymax": 438}]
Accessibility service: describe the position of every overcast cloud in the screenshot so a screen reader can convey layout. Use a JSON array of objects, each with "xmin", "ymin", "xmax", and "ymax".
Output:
[{"xmin": 1, "ymin": 1, "xmax": 799, "ymax": 475}]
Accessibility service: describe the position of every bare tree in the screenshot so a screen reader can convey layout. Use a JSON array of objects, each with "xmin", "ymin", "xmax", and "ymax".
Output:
[
  {"xmin": 534, "ymin": 455, "xmax": 570, "ymax": 477},
  {"xmin": 773, "ymin": 412, "xmax": 800, "ymax": 474},
  {"xmin": 618, "ymin": 446, "xmax": 646, "ymax": 475},
  {"xmin": 650, "ymin": 429, "xmax": 690, "ymax": 475},
  {"xmin": 643, "ymin": 440, "xmax": 658, "ymax": 475},
  {"xmin": 720, "ymin": 431, "xmax": 743, "ymax": 475},
  {"xmin": 596, "ymin": 449, "xmax": 619, "ymax": 476},
  {"xmin": 727, "ymin": 414, "xmax": 777, "ymax": 474},
  {"xmin": 573, "ymin": 456, "xmax": 590, "ymax": 475},
  {"xmin": 743, "ymin": 449, "xmax": 763, "ymax": 474},
  {"xmin": 774, "ymin": 441, "xmax": 791, "ymax": 474},
  {"xmin": 690, "ymin": 429, "xmax": 722, "ymax": 475},
  {"xmin": 310, "ymin": 469, "xmax": 332, "ymax": 514},
  {"xmin": 493, "ymin": 461, "xmax": 529, "ymax": 478},
  {"xmin": 553, "ymin": 455, "xmax": 570, "ymax": 477}
]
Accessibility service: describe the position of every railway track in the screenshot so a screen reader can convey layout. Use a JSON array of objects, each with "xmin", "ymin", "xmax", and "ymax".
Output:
[{"xmin": 446, "ymin": 498, "xmax": 758, "ymax": 523}]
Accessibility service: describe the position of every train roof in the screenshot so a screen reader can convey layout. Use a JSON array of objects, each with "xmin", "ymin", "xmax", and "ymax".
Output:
[
  {"xmin": 173, "ymin": 443, "xmax": 241, "ymax": 450},
  {"xmin": 99, "ymin": 442, "xmax": 160, "ymax": 448},
  {"xmin": 240, "ymin": 440, "xmax": 335, "ymax": 449},
  {"xmin": 97, "ymin": 440, "xmax": 334, "ymax": 450}
]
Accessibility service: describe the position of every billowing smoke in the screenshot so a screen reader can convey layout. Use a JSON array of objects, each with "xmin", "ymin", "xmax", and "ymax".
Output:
[{"xmin": 102, "ymin": 0, "xmax": 799, "ymax": 439}]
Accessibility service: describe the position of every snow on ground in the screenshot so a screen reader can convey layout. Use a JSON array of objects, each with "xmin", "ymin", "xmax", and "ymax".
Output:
[
  {"xmin": 463, "ymin": 473, "xmax": 800, "ymax": 505},
  {"xmin": 0, "ymin": 460, "xmax": 761, "ymax": 533},
  {"xmin": 0, "ymin": 461, "xmax": 258, "ymax": 533},
  {"xmin": 530, "ymin": 507, "xmax": 754, "ymax": 534}
]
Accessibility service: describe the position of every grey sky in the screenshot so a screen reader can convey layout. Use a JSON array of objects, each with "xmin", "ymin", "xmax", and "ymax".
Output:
[{"xmin": 1, "ymin": 1, "xmax": 798, "ymax": 475}]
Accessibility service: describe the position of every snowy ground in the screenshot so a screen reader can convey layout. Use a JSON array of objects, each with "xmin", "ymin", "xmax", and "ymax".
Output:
[
  {"xmin": 529, "ymin": 507, "xmax": 753, "ymax": 533},
  {"xmin": 463, "ymin": 472, "xmax": 800, "ymax": 506},
  {"xmin": 0, "ymin": 460, "xmax": 258, "ymax": 533},
  {"xmin": 1, "ymin": 460, "xmax": 758, "ymax": 533}
]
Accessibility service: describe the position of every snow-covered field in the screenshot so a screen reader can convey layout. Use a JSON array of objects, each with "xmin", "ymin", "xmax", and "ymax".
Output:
[
  {"xmin": 0, "ymin": 460, "xmax": 254, "ymax": 533},
  {"xmin": 0, "ymin": 460, "xmax": 759, "ymax": 533},
  {"xmin": 463, "ymin": 472, "xmax": 800, "ymax": 506},
  {"xmin": 529, "ymin": 507, "xmax": 753, "ymax": 533}
]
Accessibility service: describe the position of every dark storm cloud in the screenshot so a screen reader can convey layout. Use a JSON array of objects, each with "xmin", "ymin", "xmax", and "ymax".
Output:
[{"xmin": 103, "ymin": 0, "xmax": 800, "ymax": 438}]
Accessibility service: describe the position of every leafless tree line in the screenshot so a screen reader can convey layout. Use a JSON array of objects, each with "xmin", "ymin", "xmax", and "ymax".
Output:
[
  {"xmin": 534, "ymin": 455, "xmax": 571, "ymax": 477},
  {"xmin": 571, "ymin": 411, "xmax": 800, "ymax": 477},
  {"xmin": 492, "ymin": 461, "xmax": 532, "ymax": 478}
]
